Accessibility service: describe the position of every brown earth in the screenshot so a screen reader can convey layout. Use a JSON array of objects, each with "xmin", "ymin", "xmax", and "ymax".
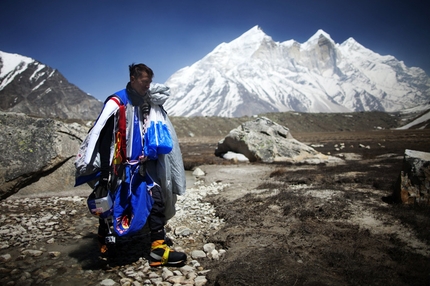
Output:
[
  {"xmin": 179, "ymin": 129, "xmax": 430, "ymax": 286},
  {"xmin": 2, "ymin": 111, "xmax": 430, "ymax": 285}
]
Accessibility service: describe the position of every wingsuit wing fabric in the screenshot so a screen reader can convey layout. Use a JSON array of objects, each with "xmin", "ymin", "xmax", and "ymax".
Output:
[{"xmin": 75, "ymin": 83, "xmax": 186, "ymax": 222}]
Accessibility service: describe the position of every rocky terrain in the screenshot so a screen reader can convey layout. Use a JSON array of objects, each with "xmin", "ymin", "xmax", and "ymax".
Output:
[
  {"xmin": 198, "ymin": 129, "xmax": 430, "ymax": 285},
  {"xmin": 1, "ymin": 112, "xmax": 430, "ymax": 285}
]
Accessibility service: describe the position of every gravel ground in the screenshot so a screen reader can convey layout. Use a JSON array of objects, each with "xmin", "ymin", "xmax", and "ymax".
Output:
[{"xmin": 1, "ymin": 128, "xmax": 430, "ymax": 286}]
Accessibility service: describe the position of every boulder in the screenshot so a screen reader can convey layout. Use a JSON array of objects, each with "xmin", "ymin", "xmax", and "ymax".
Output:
[
  {"xmin": 393, "ymin": 149, "xmax": 430, "ymax": 205},
  {"xmin": 215, "ymin": 117, "xmax": 341, "ymax": 164},
  {"xmin": 0, "ymin": 112, "xmax": 88, "ymax": 199}
]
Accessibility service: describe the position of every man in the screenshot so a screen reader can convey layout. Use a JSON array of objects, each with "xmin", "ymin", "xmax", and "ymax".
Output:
[{"xmin": 93, "ymin": 63, "xmax": 187, "ymax": 267}]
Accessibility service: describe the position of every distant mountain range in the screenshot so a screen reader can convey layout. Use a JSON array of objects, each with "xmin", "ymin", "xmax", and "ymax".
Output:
[
  {"xmin": 0, "ymin": 51, "xmax": 102, "ymax": 120},
  {"xmin": 1, "ymin": 26, "xmax": 429, "ymax": 123},
  {"xmin": 164, "ymin": 26, "xmax": 430, "ymax": 117}
]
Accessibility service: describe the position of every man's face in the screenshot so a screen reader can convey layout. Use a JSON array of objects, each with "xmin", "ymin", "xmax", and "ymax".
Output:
[{"xmin": 130, "ymin": 72, "xmax": 152, "ymax": 96}]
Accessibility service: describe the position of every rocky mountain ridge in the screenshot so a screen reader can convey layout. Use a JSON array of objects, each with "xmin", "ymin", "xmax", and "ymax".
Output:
[
  {"xmin": 164, "ymin": 26, "xmax": 430, "ymax": 117},
  {"xmin": 0, "ymin": 51, "xmax": 103, "ymax": 120}
]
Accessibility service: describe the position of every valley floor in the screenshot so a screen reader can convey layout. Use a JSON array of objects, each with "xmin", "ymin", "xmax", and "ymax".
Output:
[
  {"xmin": 1, "ymin": 129, "xmax": 429, "ymax": 285},
  {"xmin": 186, "ymin": 129, "xmax": 430, "ymax": 285}
]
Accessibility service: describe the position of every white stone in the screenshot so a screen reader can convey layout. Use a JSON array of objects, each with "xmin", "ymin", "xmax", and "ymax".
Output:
[
  {"xmin": 195, "ymin": 276, "xmax": 208, "ymax": 286},
  {"xmin": 203, "ymin": 243, "xmax": 216, "ymax": 254},
  {"xmin": 162, "ymin": 267, "xmax": 174, "ymax": 280},
  {"xmin": 21, "ymin": 249, "xmax": 43, "ymax": 257},
  {"xmin": 167, "ymin": 275, "xmax": 185, "ymax": 284},
  {"xmin": 222, "ymin": 151, "xmax": 250, "ymax": 162},
  {"xmin": 191, "ymin": 250, "xmax": 206, "ymax": 259},
  {"xmin": 120, "ymin": 278, "xmax": 133, "ymax": 286},
  {"xmin": 100, "ymin": 278, "xmax": 117, "ymax": 286},
  {"xmin": 172, "ymin": 270, "xmax": 182, "ymax": 276},
  {"xmin": 210, "ymin": 249, "xmax": 220, "ymax": 260},
  {"xmin": 180, "ymin": 265, "xmax": 195, "ymax": 275},
  {"xmin": 192, "ymin": 167, "xmax": 205, "ymax": 176},
  {"xmin": 174, "ymin": 226, "xmax": 192, "ymax": 236}
]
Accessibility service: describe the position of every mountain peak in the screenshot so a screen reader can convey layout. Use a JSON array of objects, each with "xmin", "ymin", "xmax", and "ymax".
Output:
[
  {"xmin": 0, "ymin": 50, "xmax": 103, "ymax": 120},
  {"xmin": 0, "ymin": 51, "xmax": 35, "ymax": 81},
  {"xmin": 245, "ymin": 25, "xmax": 264, "ymax": 34},
  {"xmin": 341, "ymin": 37, "xmax": 362, "ymax": 48},
  {"xmin": 307, "ymin": 29, "xmax": 333, "ymax": 43},
  {"xmin": 338, "ymin": 37, "xmax": 384, "ymax": 59},
  {"xmin": 163, "ymin": 26, "xmax": 430, "ymax": 117},
  {"xmin": 236, "ymin": 25, "xmax": 267, "ymax": 42}
]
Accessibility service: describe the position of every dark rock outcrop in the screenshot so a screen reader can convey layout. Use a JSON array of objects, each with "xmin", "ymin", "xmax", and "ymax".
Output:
[{"xmin": 394, "ymin": 149, "xmax": 430, "ymax": 205}]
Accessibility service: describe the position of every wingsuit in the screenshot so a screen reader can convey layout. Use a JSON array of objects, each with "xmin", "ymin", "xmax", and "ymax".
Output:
[{"xmin": 76, "ymin": 82, "xmax": 186, "ymax": 264}]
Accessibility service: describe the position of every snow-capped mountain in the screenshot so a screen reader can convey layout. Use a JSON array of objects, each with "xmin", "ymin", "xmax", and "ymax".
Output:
[
  {"xmin": 0, "ymin": 51, "xmax": 102, "ymax": 120},
  {"xmin": 164, "ymin": 26, "xmax": 430, "ymax": 117}
]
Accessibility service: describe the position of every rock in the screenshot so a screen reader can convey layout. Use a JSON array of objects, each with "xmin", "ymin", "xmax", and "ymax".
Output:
[
  {"xmin": 166, "ymin": 275, "xmax": 185, "ymax": 284},
  {"xmin": 393, "ymin": 149, "xmax": 430, "ymax": 205},
  {"xmin": 215, "ymin": 116, "xmax": 342, "ymax": 164},
  {"xmin": 161, "ymin": 267, "xmax": 174, "ymax": 280},
  {"xmin": 21, "ymin": 249, "xmax": 43, "ymax": 257},
  {"xmin": 100, "ymin": 278, "xmax": 117, "ymax": 285},
  {"xmin": 359, "ymin": 143, "xmax": 370, "ymax": 149},
  {"xmin": 48, "ymin": 251, "xmax": 61, "ymax": 258},
  {"xmin": 174, "ymin": 226, "xmax": 192, "ymax": 236},
  {"xmin": 191, "ymin": 250, "xmax": 207, "ymax": 259},
  {"xmin": 119, "ymin": 277, "xmax": 133, "ymax": 285},
  {"xmin": 222, "ymin": 151, "xmax": 249, "ymax": 162},
  {"xmin": 203, "ymin": 243, "xmax": 216, "ymax": 254},
  {"xmin": 209, "ymin": 249, "xmax": 220, "ymax": 260},
  {"xmin": 0, "ymin": 168, "xmax": 232, "ymax": 285},
  {"xmin": 193, "ymin": 167, "xmax": 205, "ymax": 176},
  {"xmin": 194, "ymin": 275, "xmax": 208, "ymax": 286},
  {"xmin": 0, "ymin": 112, "xmax": 88, "ymax": 199},
  {"xmin": 0, "ymin": 254, "xmax": 11, "ymax": 262},
  {"xmin": 179, "ymin": 265, "xmax": 195, "ymax": 275}
]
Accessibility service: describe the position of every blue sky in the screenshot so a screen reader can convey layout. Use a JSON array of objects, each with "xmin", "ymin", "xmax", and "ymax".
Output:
[{"xmin": 1, "ymin": 0, "xmax": 429, "ymax": 101}]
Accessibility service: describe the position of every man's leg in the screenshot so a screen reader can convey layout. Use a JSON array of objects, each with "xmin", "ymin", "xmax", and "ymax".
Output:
[
  {"xmin": 98, "ymin": 218, "xmax": 109, "ymax": 254},
  {"xmin": 148, "ymin": 185, "xmax": 187, "ymax": 267}
]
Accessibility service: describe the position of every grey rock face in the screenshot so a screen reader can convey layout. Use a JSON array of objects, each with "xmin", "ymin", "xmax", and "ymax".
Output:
[
  {"xmin": 394, "ymin": 149, "xmax": 430, "ymax": 205},
  {"xmin": 215, "ymin": 116, "xmax": 341, "ymax": 164},
  {"xmin": 0, "ymin": 112, "xmax": 87, "ymax": 199}
]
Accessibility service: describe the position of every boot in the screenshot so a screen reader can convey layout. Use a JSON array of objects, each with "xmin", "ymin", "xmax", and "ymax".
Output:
[{"xmin": 149, "ymin": 240, "xmax": 187, "ymax": 267}]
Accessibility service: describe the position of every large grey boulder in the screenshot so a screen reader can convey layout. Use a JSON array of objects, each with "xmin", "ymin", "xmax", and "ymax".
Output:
[
  {"xmin": 215, "ymin": 116, "xmax": 341, "ymax": 164},
  {"xmin": 0, "ymin": 112, "xmax": 88, "ymax": 200}
]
